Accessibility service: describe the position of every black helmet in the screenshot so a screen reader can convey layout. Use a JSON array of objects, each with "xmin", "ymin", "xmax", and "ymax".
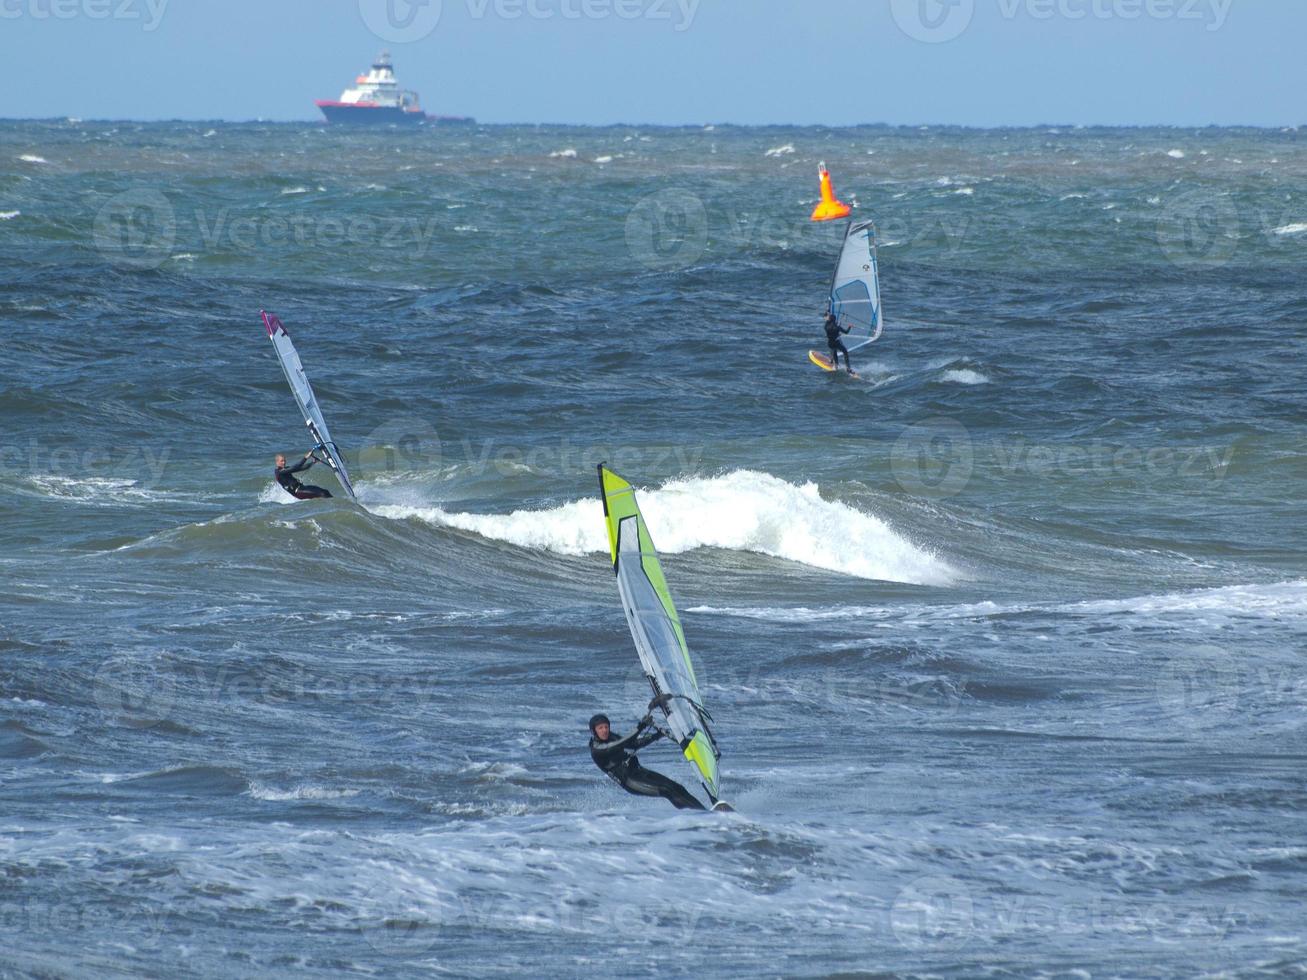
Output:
[{"xmin": 588, "ymin": 713, "xmax": 610, "ymax": 734}]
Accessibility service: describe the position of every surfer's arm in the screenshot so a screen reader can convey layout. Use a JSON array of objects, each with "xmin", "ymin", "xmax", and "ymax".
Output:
[
  {"xmin": 634, "ymin": 729, "xmax": 663, "ymax": 749},
  {"xmin": 283, "ymin": 457, "xmax": 314, "ymax": 475}
]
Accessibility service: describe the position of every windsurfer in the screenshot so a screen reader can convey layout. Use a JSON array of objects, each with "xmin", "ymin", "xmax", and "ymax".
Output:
[
  {"xmin": 588, "ymin": 712, "xmax": 707, "ymax": 811},
  {"xmin": 824, "ymin": 309, "xmax": 854, "ymax": 374},
  {"xmin": 275, "ymin": 452, "xmax": 333, "ymax": 500}
]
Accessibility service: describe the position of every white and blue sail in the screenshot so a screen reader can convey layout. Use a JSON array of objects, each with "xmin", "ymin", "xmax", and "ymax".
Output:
[
  {"xmin": 828, "ymin": 219, "xmax": 884, "ymax": 350},
  {"xmin": 261, "ymin": 310, "xmax": 357, "ymax": 500}
]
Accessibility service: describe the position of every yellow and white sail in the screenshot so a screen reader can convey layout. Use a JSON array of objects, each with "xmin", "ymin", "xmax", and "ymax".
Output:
[{"xmin": 597, "ymin": 464, "xmax": 720, "ymax": 803}]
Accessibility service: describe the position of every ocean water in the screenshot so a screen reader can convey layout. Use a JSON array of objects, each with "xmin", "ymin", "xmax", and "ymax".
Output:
[{"xmin": 1, "ymin": 120, "xmax": 1306, "ymax": 978}]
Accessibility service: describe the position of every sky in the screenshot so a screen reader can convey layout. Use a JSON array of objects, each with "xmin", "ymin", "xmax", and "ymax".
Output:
[{"xmin": 0, "ymin": 0, "xmax": 1302, "ymax": 126}]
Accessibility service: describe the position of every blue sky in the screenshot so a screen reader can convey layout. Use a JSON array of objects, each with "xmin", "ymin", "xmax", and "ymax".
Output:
[{"xmin": 0, "ymin": 0, "xmax": 1301, "ymax": 126}]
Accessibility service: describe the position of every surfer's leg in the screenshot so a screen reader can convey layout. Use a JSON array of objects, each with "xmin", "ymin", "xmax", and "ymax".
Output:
[
  {"xmin": 293, "ymin": 486, "xmax": 333, "ymax": 500},
  {"xmin": 625, "ymin": 769, "xmax": 706, "ymax": 810}
]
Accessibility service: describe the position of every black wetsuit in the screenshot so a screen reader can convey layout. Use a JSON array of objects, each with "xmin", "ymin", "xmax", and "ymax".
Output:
[
  {"xmin": 590, "ymin": 724, "xmax": 706, "ymax": 811},
  {"xmin": 275, "ymin": 457, "xmax": 332, "ymax": 500},
  {"xmin": 824, "ymin": 313, "xmax": 852, "ymax": 371}
]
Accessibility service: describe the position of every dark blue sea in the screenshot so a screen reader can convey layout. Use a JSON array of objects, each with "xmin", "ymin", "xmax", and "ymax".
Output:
[{"xmin": 2, "ymin": 120, "xmax": 1306, "ymax": 978}]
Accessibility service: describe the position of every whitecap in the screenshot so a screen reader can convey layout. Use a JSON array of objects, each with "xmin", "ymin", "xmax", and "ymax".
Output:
[{"xmin": 369, "ymin": 470, "xmax": 956, "ymax": 586}]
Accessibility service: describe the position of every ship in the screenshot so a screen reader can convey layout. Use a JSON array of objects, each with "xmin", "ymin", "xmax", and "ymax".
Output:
[{"xmin": 315, "ymin": 52, "xmax": 473, "ymax": 127}]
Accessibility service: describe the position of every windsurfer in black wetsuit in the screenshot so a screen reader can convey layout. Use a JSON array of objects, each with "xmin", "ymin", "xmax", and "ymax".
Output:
[
  {"xmin": 274, "ymin": 452, "xmax": 332, "ymax": 500},
  {"xmin": 588, "ymin": 712, "xmax": 706, "ymax": 811},
  {"xmin": 824, "ymin": 309, "xmax": 854, "ymax": 374}
]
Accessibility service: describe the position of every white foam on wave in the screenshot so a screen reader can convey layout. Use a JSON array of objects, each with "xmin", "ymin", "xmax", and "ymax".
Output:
[
  {"xmin": 19, "ymin": 154, "xmax": 48, "ymax": 164},
  {"xmin": 693, "ymin": 581, "xmax": 1307, "ymax": 625},
  {"xmin": 0, "ymin": 211, "xmax": 19, "ymax": 220},
  {"xmin": 369, "ymin": 470, "xmax": 956, "ymax": 586},
  {"xmin": 1272, "ymin": 222, "xmax": 1307, "ymax": 237},
  {"xmin": 593, "ymin": 155, "xmax": 613, "ymax": 164},
  {"xmin": 248, "ymin": 783, "xmax": 360, "ymax": 802},
  {"xmin": 1167, "ymin": 149, "xmax": 1186, "ymax": 159},
  {"xmin": 764, "ymin": 144, "xmax": 796, "ymax": 158},
  {"xmin": 942, "ymin": 368, "xmax": 989, "ymax": 385},
  {"xmin": 1060, "ymin": 580, "xmax": 1307, "ymax": 619},
  {"xmin": 259, "ymin": 482, "xmax": 296, "ymax": 504},
  {"xmin": 21, "ymin": 475, "xmax": 166, "ymax": 506},
  {"xmin": 549, "ymin": 148, "xmax": 577, "ymax": 159}
]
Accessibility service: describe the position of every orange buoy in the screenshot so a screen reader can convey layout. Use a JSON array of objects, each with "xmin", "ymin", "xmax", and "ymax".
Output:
[{"xmin": 810, "ymin": 161, "xmax": 851, "ymax": 222}]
